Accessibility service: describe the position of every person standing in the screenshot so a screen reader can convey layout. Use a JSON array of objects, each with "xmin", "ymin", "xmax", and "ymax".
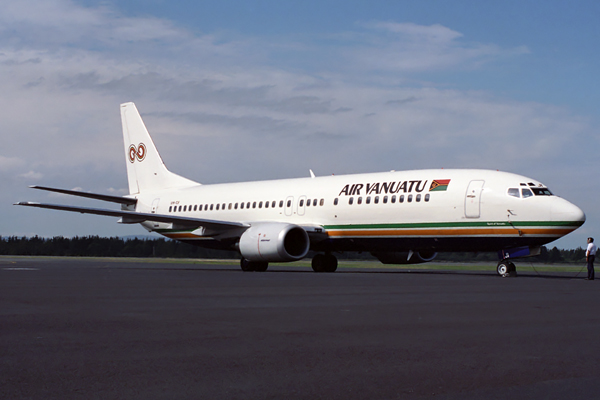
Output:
[{"xmin": 586, "ymin": 237, "xmax": 597, "ymax": 280}]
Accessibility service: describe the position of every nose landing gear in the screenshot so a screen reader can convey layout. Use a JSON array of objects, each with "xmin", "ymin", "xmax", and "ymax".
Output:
[{"xmin": 497, "ymin": 260, "xmax": 517, "ymax": 277}]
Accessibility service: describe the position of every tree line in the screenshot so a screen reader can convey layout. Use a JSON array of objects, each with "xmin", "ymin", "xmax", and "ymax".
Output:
[{"xmin": 0, "ymin": 236, "xmax": 587, "ymax": 263}]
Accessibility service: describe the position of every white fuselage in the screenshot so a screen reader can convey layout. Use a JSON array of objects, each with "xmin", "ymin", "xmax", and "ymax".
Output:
[{"xmin": 134, "ymin": 168, "xmax": 584, "ymax": 254}]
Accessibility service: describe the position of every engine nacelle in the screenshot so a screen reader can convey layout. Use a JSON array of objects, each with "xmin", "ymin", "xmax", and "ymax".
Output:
[
  {"xmin": 239, "ymin": 223, "xmax": 310, "ymax": 262},
  {"xmin": 372, "ymin": 250, "xmax": 437, "ymax": 265}
]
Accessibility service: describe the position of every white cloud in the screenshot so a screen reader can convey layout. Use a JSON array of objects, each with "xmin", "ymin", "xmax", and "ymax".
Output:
[
  {"xmin": 0, "ymin": 155, "xmax": 23, "ymax": 170},
  {"xmin": 344, "ymin": 22, "xmax": 529, "ymax": 73},
  {"xmin": 18, "ymin": 170, "xmax": 43, "ymax": 180},
  {"xmin": 363, "ymin": 21, "xmax": 464, "ymax": 42}
]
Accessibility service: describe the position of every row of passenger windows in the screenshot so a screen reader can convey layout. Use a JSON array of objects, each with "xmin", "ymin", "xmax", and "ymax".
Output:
[
  {"xmin": 169, "ymin": 198, "xmax": 326, "ymax": 213},
  {"xmin": 168, "ymin": 193, "xmax": 432, "ymax": 213},
  {"xmin": 339, "ymin": 193, "xmax": 430, "ymax": 205}
]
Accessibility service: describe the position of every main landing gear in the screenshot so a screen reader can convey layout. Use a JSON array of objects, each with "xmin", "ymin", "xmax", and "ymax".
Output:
[
  {"xmin": 240, "ymin": 259, "xmax": 268, "ymax": 272},
  {"xmin": 311, "ymin": 253, "xmax": 338, "ymax": 273},
  {"xmin": 497, "ymin": 260, "xmax": 517, "ymax": 277},
  {"xmin": 239, "ymin": 254, "xmax": 338, "ymax": 273}
]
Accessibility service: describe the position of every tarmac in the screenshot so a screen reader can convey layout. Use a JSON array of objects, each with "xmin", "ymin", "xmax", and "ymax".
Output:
[{"xmin": 2, "ymin": 257, "xmax": 600, "ymax": 400}]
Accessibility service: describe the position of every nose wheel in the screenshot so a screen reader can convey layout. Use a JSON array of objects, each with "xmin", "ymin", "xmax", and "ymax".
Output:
[{"xmin": 497, "ymin": 260, "xmax": 517, "ymax": 277}]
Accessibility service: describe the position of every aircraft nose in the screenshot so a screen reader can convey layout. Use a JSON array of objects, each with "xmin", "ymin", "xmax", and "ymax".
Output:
[{"xmin": 552, "ymin": 198, "xmax": 586, "ymax": 224}]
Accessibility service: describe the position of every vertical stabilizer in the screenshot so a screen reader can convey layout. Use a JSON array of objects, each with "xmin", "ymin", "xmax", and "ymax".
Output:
[{"xmin": 121, "ymin": 102, "xmax": 199, "ymax": 194}]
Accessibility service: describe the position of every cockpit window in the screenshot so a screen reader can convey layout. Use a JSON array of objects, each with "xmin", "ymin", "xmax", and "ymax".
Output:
[
  {"xmin": 521, "ymin": 188, "xmax": 533, "ymax": 198},
  {"xmin": 508, "ymin": 188, "xmax": 520, "ymax": 198},
  {"xmin": 531, "ymin": 188, "xmax": 553, "ymax": 196}
]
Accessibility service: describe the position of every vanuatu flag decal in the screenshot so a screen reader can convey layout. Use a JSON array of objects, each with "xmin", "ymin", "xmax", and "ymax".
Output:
[{"xmin": 429, "ymin": 179, "xmax": 451, "ymax": 191}]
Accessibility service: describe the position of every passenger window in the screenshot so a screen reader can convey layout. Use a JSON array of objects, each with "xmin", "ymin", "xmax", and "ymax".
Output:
[
  {"xmin": 216, "ymin": 204, "xmax": 219, "ymax": 210},
  {"xmin": 508, "ymin": 188, "xmax": 520, "ymax": 198},
  {"xmin": 265, "ymin": 201, "xmax": 269, "ymax": 208},
  {"xmin": 199, "ymin": 204, "xmax": 202, "ymax": 211},
  {"xmin": 169, "ymin": 206, "xmax": 172, "ymax": 212},
  {"xmin": 349, "ymin": 197, "xmax": 354, "ymax": 205},
  {"xmin": 320, "ymin": 199, "xmax": 324, "ymax": 206},
  {"xmin": 279, "ymin": 200, "xmax": 284, "ymax": 208},
  {"xmin": 366, "ymin": 196, "xmax": 371, "ymax": 204},
  {"xmin": 272, "ymin": 201, "xmax": 276, "ymax": 208},
  {"xmin": 299, "ymin": 199, "xmax": 304, "ymax": 207},
  {"xmin": 522, "ymin": 188, "xmax": 533, "ymax": 198},
  {"xmin": 183, "ymin": 205, "xmax": 187, "ymax": 212},
  {"xmin": 222, "ymin": 203, "xmax": 226, "ymax": 209},
  {"xmin": 408, "ymin": 195, "xmax": 413, "ymax": 203},
  {"xmin": 228, "ymin": 203, "xmax": 232, "ymax": 210},
  {"xmin": 193, "ymin": 205, "xmax": 197, "ymax": 211},
  {"xmin": 357, "ymin": 197, "xmax": 362, "ymax": 205},
  {"xmin": 313, "ymin": 199, "xmax": 317, "ymax": 206},
  {"xmin": 391, "ymin": 195, "xmax": 396, "ymax": 203},
  {"xmin": 252, "ymin": 202, "xmax": 257, "ymax": 209},
  {"xmin": 334, "ymin": 198, "xmax": 339, "ymax": 206},
  {"xmin": 259, "ymin": 201, "xmax": 263, "ymax": 208},
  {"xmin": 374, "ymin": 196, "xmax": 379, "ymax": 204},
  {"xmin": 383, "ymin": 196, "xmax": 388, "ymax": 204},
  {"xmin": 425, "ymin": 194, "xmax": 430, "ymax": 202},
  {"xmin": 399, "ymin": 195, "xmax": 404, "ymax": 203},
  {"xmin": 247, "ymin": 202, "xmax": 251, "ymax": 209},
  {"xmin": 240, "ymin": 202, "xmax": 244, "ymax": 209},
  {"xmin": 210, "ymin": 204, "xmax": 214, "ymax": 210},
  {"xmin": 286, "ymin": 200, "xmax": 291, "ymax": 207},
  {"xmin": 235, "ymin": 203, "xmax": 238, "ymax": 209},
  {"xmin": 416, "ymin": 194, "xmax": 421, "ymax": 202},
  {"xmin": 306, "ymin": 199, "xmax": 311, "ymax": 207}
]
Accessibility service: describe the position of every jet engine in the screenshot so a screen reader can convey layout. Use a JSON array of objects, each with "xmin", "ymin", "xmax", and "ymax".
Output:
[
  {"xmin": 372, "ymin": 250, "xmax": 437, "ymax": 265},
  {"xmin": 238, "ymin": 223, "xmax": 310, "ymax": 262}
]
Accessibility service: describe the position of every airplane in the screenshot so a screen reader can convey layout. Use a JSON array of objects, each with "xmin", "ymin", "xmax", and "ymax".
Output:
[{"xmin": 16, "ymin": 102, "xmax": 586, "ymax": 276}]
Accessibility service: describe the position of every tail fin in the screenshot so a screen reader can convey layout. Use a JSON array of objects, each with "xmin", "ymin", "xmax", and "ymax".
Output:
[{"xmin": 120, "ymin": 102, "xmax": 199, "ymax": 194}]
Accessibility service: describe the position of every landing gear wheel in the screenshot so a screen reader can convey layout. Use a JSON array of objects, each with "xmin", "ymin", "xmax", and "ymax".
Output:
[
  {"xmin": 241, "ymin": 258, "xmax": 253, "ymax": 271},
  {"xmin": 497, "ymin": 260, "xmax": 517, "ymax": 277},
  {"xmin": 240, "ymin": 259, "xmax": 269, "ymax": 272},
  {"xmin": 324, "ymin": 254, "xmax": 338, "ymax": 272},
  {"xmin": 312, "ymin": 254, "xmax": 326, "ymax": 272},
  {"xmin": 254, "ymin": 262, "xmax": 268, "ymax": 272},
  {"xmin": 312, "ymin": 254, "xmax": 338, "ymax": 273}
]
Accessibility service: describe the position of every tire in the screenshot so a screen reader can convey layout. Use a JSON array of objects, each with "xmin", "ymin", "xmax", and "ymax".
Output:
[
  {"xmin": 240, "ymin": 259, "xmax": 268, "ymax": 272},
  {"xmin": 312, "ymin": 254, "xmax": 326, "ymax": 272},
  {"xmin": 324, "ymin": 254, "xmax": 338, "ymax": 272},
  {"xmin": 497, "ymin": 261, "xmax": 509, "ymax": 276},
  {"xmin": 254, "ymin": 262, "xmax": 269, "ymax": 272},
  {"xmin": 241, "ymin": 258, "xmax": 254, "ymax": 272}
]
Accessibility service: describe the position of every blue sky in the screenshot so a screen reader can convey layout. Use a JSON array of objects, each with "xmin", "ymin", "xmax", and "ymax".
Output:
[{"xmin": 1, "ymin": 0, "xmax": 598, "ymax": 249}]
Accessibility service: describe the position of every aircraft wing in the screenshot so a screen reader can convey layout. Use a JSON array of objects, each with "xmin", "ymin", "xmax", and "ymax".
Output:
[
  {"xmin": 30, "ymin": 186, "xmax": 138, "ymax": 205},
  {"xmin": 14, "ymin": 202, "xmax": 249, "ymax": 231}
]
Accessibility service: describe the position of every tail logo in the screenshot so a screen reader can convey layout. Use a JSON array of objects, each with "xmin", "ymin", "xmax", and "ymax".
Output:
[{"xmin": 128, "ymin": 143, "xmax": 147, "ymax": 163}]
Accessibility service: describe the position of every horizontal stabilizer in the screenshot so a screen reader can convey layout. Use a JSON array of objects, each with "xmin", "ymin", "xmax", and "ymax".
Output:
[
  {"xmin": 14, "ymin": 202, "xmax": 249, "ymax": 232},
  {"xmin": 30, "ymin": 186, "xmax": 137, "ymax": 205}
]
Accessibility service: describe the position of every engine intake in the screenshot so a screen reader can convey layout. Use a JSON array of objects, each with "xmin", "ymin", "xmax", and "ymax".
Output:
[{"xmin": 239, "ymin": 223, "xmax": 310, "ymax": 262}]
